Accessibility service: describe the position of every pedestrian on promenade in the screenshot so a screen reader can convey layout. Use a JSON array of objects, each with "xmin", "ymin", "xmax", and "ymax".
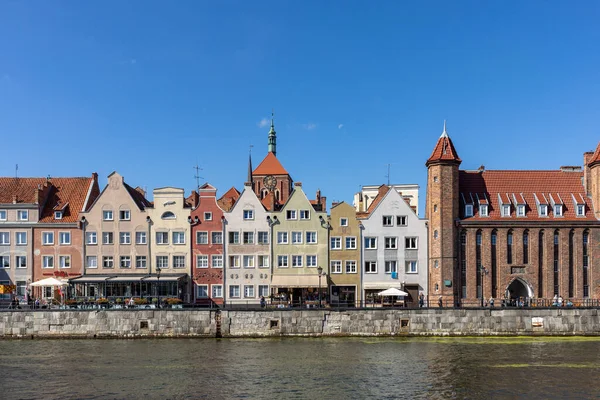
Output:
[
  {"xmin": 418, "ymin": 293, "xmax": 425, "ymax": 308},
  {"xmin": 489, "ymin": 296, "xmax": 494, "ymax": 308},
  {"xmin": 438, "ymin": 296, "xmax": 443, "ymax": 308},
  {"xmin": 260, "ymin": 296, "xmax": 266, "ymax": 308}
]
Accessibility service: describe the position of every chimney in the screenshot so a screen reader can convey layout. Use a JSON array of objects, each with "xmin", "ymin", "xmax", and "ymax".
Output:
[
  {"xmin": 92, "ymin": 172, "xmax": 98, "ymax": 181},
  {"xmin": 12, "ymin": 195, "xmax": 17, "ymax": 204},
  {"xmin": 269, "ymin": 190, "xmax": 276, "ymax": 212},
  {"xmin": 320, "ymin": 195, "xmax": 327, "ymax": 212},
  {"xmin": 34, "ymin": 187, "xmax": 41, "ymax": 205},
  {"xmin": 584, "ymin": 152, "xmax": 594, "ymax": 195},
  {"xmin": 294, "ymin": 182, "xmax": 302, "ymax": 187},
  {"xmin": 477, "ymin": 165, "xmax": 485, "ymax": 173}
]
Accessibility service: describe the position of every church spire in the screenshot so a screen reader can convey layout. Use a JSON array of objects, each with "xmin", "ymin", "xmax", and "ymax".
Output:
[
  {"xmin": 268, "ymin": 110, "xmax": 277, "ymax": 156},
  {"xmin": 426, "ymin": 121, "xmax": 461, "ymax": 166},
  {"xmin": 247, "ymin": 145, "xmax": 254, "ymax": 184}
]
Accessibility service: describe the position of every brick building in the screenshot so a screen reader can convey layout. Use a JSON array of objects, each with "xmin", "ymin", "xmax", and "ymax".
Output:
[{"xmin": 427, "ymin": 122, "xmax": 600, "ymax": 306}]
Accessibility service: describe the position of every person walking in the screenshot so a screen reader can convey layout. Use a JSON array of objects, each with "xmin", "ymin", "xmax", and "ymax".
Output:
[
  {"xmin": 438, "ymin": 296, "xmax": 443, "ymax": 308},
  {"xmin": 418, "ymin": 293, "xmax": 425, "ymax": 308},
  {"xmin": 260, "ymin": 296, "xmax": 266, "ymax": 309},
  {"xmin": 489, "ymin": 296, "xmax": 494, "ymax": 308}
]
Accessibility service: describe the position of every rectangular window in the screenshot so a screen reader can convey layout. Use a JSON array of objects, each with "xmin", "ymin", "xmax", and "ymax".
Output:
[
  {"xmin": 257, "ymin": 231, "xmax": 269, "ymax": 244},
  {"xmin": 365, "ymin": 237, "xmax": 377, "ymax": 249},
  {"xmin": 539, "ymin": 205, "xmax": 548, "ymax": 217},
  {"xmin": 16, "ymin": 256, "xmax": 26, "ymax": 269},
  {"xmin": 345, "ymin": 260, "xmax": 357, "ymax": 273},
  {"xmin": 212, "ymin": 232, "xmax": 223, "ymax": 244},
  {"xmin": 59, "ymin": 232, "xmax": 71, "ymax": 245},
  {"xmin": 258, "ymin": 255, "xmax": 269, "ymax": 268},
  {"xmin": 42, "ymin": 256, "xmax": 53, "ymax": 269},
  {"xmin": 277, "ymin": 255, "xmax": 288, "ymax": 268},
  {"xmin": 517, "ymin": 205, "xmax": 525, "ymax": 217},
  {"xmin": 384, "ymin": 237, "xmax": 397, "ymax": 249},
  {"xmin": 173, "ymin": 255, "xmax": 185, "ymax": 269},
  {"xmin": 258, "ymin": 285, "xmax": 269, "ymax": 297},
  {"xmin": 59, "ymin": 255, "xmax": 71, "ymax": 269},
  {"xmin": 229, "ymin": 231, "xmax": 240, "ymax": 244},
  {"xmin": 120, "ymin": 256, "xmax": 131, "ymax": 269},
  {"xmin": 197, "ymin": 285, "xmax": 208, "ymax": 298},
  {"xmin": 345, "ymin": 237, "xmax": 357, "ymax": 249},
  {"xmin": 292, "ymin": 255, "xmax": 303, "ymax": 267},
  {"xmin": 0, "ymin": 210, "xmax": 6, "ymax": 221},
  {"xmin": 405, "ymin": 261, "xmax": 418, "ymax": 273},
  {"xmin": 244, "ymin": 285, "xmax": 255, "ymax": 298},
  {"xmin": 331, "ymin": 260, "xmax": 342, "ymax": 273},
  {"xmin": 119, "ymin": 232, "xmax": 131, "ymax": 245},
  {"xmin": 54, "ymin": 211, "xmax": 63, "ymax": 220},
  {"xmin": 212, "ymin": 255, "xmax": 223, "ymax": 268},
  {"xmin": 465, "ymin": 204, "xmax": 473, "ymax": 217},
  {"xmin": 197, "ymin": 255, "xmax": 208, "ymax": 268},
  {"xmin": 243, "ymin": 209, "xmax": 254, "ymax": 220},
  {"xmin": 173, "ymin": 231, "xmax": 186, "ymax": 244},
  {"xmin": 330, "ymin": 237, "xmax": 341, "ymax": 249},
  {"xmin": 204, "ymin": 212, "xmax": 212, "ymax": 221},
  {"xmin": 136, "ymin": 256, "xmax": 147, "ymax": 269},
  {"xmin": 156, "ymin": 232, "xmax": 168, "ymax": 245},
  {"xmin": 0, "ymin": 232, "xmax": 9, "ymax": 245},
  {"xmin": 277, "ymin": 231, "xmax": 288, "ymax": 244},
  {"xmin": 103, "ymin": 256, "xmax": 114, "ymax": 269},
  {"xmin": 0, "ymin": 256, "xmax": 9, "ymax": 268},
  {"xmin": 135, "ymin": 231, "xmax": 147, "ymax": 244},
  {"xmin": 102, "ymin": 232, "xmax": 114, "ymax": 245},
  {"xmin": 212, "ymin": 284, "xmax": 223, "ymax": 298},
  {"xmin": 103, "ymin": 210, "xmax": 113, "ymax": 221},
  {"xmin": 243, "ymin": 255, "xmax": 255, "ymax": 268},
  {"xmin": 365, "ymin": 261, "xmax": 377, "ymax": 273},
  {"xmin": 86, "ymin": 256, "xmax": 97, "ymax": 268},
  {"xmin": 554, "ymin": 204, "xmax": 563, "ymax": 216},
  {"xmin": 396, "ymin": 215, "xmax": 407, "ymax": 226},
  {"xmin": 340, "ymin": 218, "xmax": 348, "ymax": 226},
  {"xmin": 119, "ymin": 210, "xmax": 131, "ymax": 221},
  {"xmin": 480, "ymin": 204, "xmax": 488, "ymax": 217},
  {"xmin": 385, "ymin": 261, "xmax": 397, "ymax": 273},
  {"xmin": 42, "ymin": 232, "xmax": 54, "ymax": 245},
  {"xmin": 286, "ymin": 210, "xmax": 297, "ymax": 220},
  {"xmin": 17, "ymin": 210, "xmax": 28, "ymax": 221},
  {"xmin": 16, "ymin": 232, "xmax": 27, "ymax": 245},
  {"xmin": 502, "ymin": 204, "xmax": 511, "ymax": 217},
  {"xmin": 243, "ymin": 231, "xmax": 254, "ymax": 244},
  {"xmin": 229, "ymin": 255, "xmax": 240, "ymax": 268},
  {"xmin": 229, "ymin": 285, "xmax": 240, "ymax": 298},
  {"xmin": 577, "ymin": 204, "xmax": 585, "ymax": 216},
  {"xmin": 306, "ymin": 231, "xmax": 317, "ymax": 244},
  {"xmin": 382, "ymin": 216, "xmax": 393, "ymax": 226},
  {"xmin": 306, "ymin": 255, "xmax": 317, "ymax": 267},
  {"xmin": 86, "ymin": 231, "xmax": 97, "ymax": 245},
  {"xmin": 196, "ymin": 231, "xmax": 208, "ymax": 244},
  {"xmin": 156, "ymin": 256, "xmax": 168, "ymax": 269},
  {"xmin": 405, "ymin": 237, "xmax": 418, "ymax": 249},
  {"xmin": 291, "ymin": 231, "xmax": 303, "ymax": 244},
  {"xmin": 300, "ymin": 210, "xmax": 310, "ymax": 220}
]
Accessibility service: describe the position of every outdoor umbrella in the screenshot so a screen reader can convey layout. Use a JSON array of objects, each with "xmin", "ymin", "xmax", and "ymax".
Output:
[
  {"xmin": 377, "ymin": 288, "xmax": 408, "ymax": 297},
  {"xmin": 30, "ymin": 277, "xmax": 69, "ymax": 287}
]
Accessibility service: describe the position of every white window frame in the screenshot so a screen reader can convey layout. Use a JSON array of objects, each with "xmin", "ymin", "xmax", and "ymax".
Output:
[
  {"xmin": 277, "ymin": 231, "xmax": 288, "ymax": 244},
  {"xmin": 382, "ymin": 215, "xmax": 393, "ymax": 226},
  {"xmin": 291, "ymin": 255, "xmax": 303, "ymax": 268},
  {"xmin": 330, "ymin": 236, "xmax": 342, "ymax": 250},
  {"xmin": 340, "ymin": 218, "xmax": 348, "ymax": 226},
  {"xmin": 156, "ymin": 232, "xmax": 169, "ymax": 245},
  {"xmin": 405, "ymin": 260, "xmax": 418, "ymax": 273},
  {"xmin": 102, "ymin": 232, "xmax": 114, "ymax": 245},
  {"xmin": 120, "ymin": 256, "xmax": 132, "ymax": 269},
  {"xmin": 212, "ymin": 255, "xmax": 223, "ymax": 268},
  {"xmin": 42, "ymin": 232, "xmax": 54, "ymax": 245},
  {"xmin": 244, "ymin": 285, "xmax": 255, "ymax": 298},
  {"xmin": 291, "ymin": 231, "xmax": 303, "ymax": 244},
  {"xmin": 0, "ymin": 232, "xmax": 9, "ymax": 245},
  {"xmin": 103, "ymin": 210, "xmax": 113, "ymax": 221},
  {"xmin": 396, "ymin": 215, "xmax": 407, "ymax": 226},
  {"xmin": 197, "ymin": 255, "xmax": 208, "ymax": 268},
  {"xmin": 300, "ymin": 210, "xmax": 310, "ymax": 220},
  {"xmin": 86, "ymin": 231, "xmax": 97, "ymax": 245},
  {"xmin": 229, "ymin": 231, "xmax": 240, "ymax": 244},
  {"xmin": 479, "ymin": 204, "xmax": 488, "ymax": 217},
  {"xmin": 212, "ymin": 231, "xmax": 223, "ymax": 244},
  {"xmin": 42, "ymin": 256, "xmax": 53, "ymax": 269},
  {"xmin": 258, "ymin": 255, "xmax": 269, "ymax": 268},
  {"xmin": 173, "ymin": 231, "xmax": 186, "ymax": 245},
  {"xmin": 59, "ymin": 231, "xmax": 71, "ymax": 245},
  {"xmin": 385, "ymin": 237, "xmax": 398, "ymax": 249},
  {"xmin": 0, "ymin": 255, "xmax": 9, "ymax": 268},
  {"xmin": 345, "ymin": 236, "xmax": 357, "ymax": 249},
  {"xmin": 277, "ymin": 255, "xmax": 288, "ymax": 268},
  {"xmin": 385, "ymin": 260, "xmax": 397, "ymax": 274},
  {"xmin": 16, "ymin": 232, "xmax": 27, "ymax": 246},
  {"xmin": 243, "ymin": 209, "xmax": 254, "ymax": 220},
  {"xmin": 243, "ymin": 255, "xmax": 255, "ymax": 268},
  {"xmin": 212, "ymin": 284, "xmax": 223, "ymax": 298},
  {"xmin": 17, "ymin": 210, "xmax": 29, "ymax": 221},
  {"xmin": 345, "ymin": 260, "xmax": 357, "ymax": 273},
  {"xmin": 258, "ymin": 285, "xmax": 269, "ymax": 297},
  {"xmin": 173, "ymin": 255, "xmax": 185, "ymax": 269},
  {"xmin": 365, "ymin": 261, "xmax": 377, "ymax": 273},
  {"xmin": 119, "ymin": 210, "xmax": 131, "ymax": 221},
  {"xmin": 331, "ymin": 260, "xmax": 342, "ymax": 274},
  {"xmin": 539, "ymin": 205, "xmax": 548, "ymax": 217},
  {"xmin": 229, "ymin": 285, "xmax": 240, "ymax": 298},
  {"xmin": 286, "ymin": 210, "xmax": 297, "ymax": 220},
  {"xmin": 103, "ymin": 256, "xmax": 114, "ymax": 269},
  {"xmin": 517, "ymin": 205, "xmax": 526, "ymax": 217},
  {"xmin": 306, "ymin": 231, "xmax": 317, "ymax": 244},
  {"xmin": 196, "ymin": 231, "xmax": 208, "ymax": 245},
  {"xmin": 16, "ymin": 255, "xmax": 27, "ymax": 269},
  {"xmin": 197, "ymin": 285, "xmax": 209, "ymax": 299},
  {"xmin": 0, "ymin": 210, "xmax": 6, "ymax": 221},
  {"xmin": 119, "ymin": 232, "xmax": 131, "ymax": 245},
  {"xmin": 204, "ymin": 212, "xmax": 213, "ymax": 221},
  {"xmin": 59, "ymin": 255, "xmax": 71, "ymax": 269},
  {"xmin": 405, "ymin": 237, "xmax": 418, "ymax": 249},
  {"xmin": 229, "ymin": 255, "xmax": 240, "ymax": 268},
  {"xmin": 306, "ymin": 255, "xmax": 317, "ymax": 268},
  {"xmin": 156, "ymin": 256, "xmax": 169, "ymax": 269},
  {"xmin": 502, "ymin": 204, "xmax": 511, "ymax": 217},
  {"xmin": 243, "ymin": 231, "xmax": 254, "ymax": 244},
  {"xmin": 135, "ymin": 231, "xmax": 147, "ymax": 245},
  {"xmin": 365, "ymin": 237, "xmax": 377, "ymax": 249},
  {"xmin": 136, "ymin": 256, "xmax": 147, "ymax": 269},
  {"xmin": 86, "ymin": 256, "xmax": 97, "ymax": 269},
  {"xmin": 554, "ymin": 204, "xmax": 563, "ymax": 217},
  {"xmin": 54, "ymin": 211, "xmax": 63, "ymax": 220},
  {"xmin": 465, "ymin": 204, "xmax": 473, "ymax": 217},
  {"xmin": 577, "ymin": 204, "xmax": 585, "ymax": 216},
  {"xmin": 257, "ymin": 231, "xmax": 269, "ymax": 244}
]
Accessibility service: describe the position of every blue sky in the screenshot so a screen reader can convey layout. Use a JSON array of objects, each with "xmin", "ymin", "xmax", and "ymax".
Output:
[{"xmin": 1, "ymin": 1, "xmax": 599, "ymax": 216}]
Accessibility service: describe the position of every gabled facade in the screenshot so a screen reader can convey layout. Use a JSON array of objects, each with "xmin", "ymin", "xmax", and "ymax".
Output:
[
  {"xmin": 271, "ymin": 183, "xmax": 328, "ymax": 306},
  {"xmin": 223, "ymin": 182, "xmax": 271, "ymax": 305},
  {"xmin": 328, "ymin": 201, "xmax": 362, "ymax": 306},
  {"xmin": 359, "ymin": 185, "xmax": 428, "ymax": 306},
  {"xmin": 190, "ymin": 183, "xmax": 225, "ymax": 305},
  {"xmin": 76, "ymin": 172, "xmax": 150, "ymax": 298},
  {"xmin": 146, "ymin": 187, "xmax": 191, "ymax": 302}
]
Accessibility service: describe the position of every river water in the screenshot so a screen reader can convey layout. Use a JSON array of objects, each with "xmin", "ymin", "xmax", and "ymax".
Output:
[{"xmin": 1, "ymin": 337, "xmax": 599, "ymax": 399}]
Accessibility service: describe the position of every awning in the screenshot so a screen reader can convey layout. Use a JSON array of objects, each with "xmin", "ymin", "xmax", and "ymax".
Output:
[
  {"xmin": 107, "ymin": 276, "xmax": 148, "ymax": 283},
  {"xmin": 364, "ymin": 282, "xmax": 405, "ymax": 290},
  {"xmin": 70, "ymin": 275, "xmax": 114, "ymax": 283},
  {"xmin": 30, "ymin": 277, "xmax": 69, "ymax": 287},
  {"xmin": 271, "ymin": 274, "xmax": 321, "ymax": 288},
  {"xmin": 142, "ymin": 274, "xmax": 187, "ymax": 282}
]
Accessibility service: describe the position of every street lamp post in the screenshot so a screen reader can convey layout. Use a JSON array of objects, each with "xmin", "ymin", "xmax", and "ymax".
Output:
[
  {"xmin": 480, "ymin": 266, "xmax": 489, "ymax": 307},
  {"xmin": 156, "ymin": 266, "xmax": 162, "ymax": 308},
  {"xmin": 317, "ymin": 266, "xmax": 323, "ymax": 308}
]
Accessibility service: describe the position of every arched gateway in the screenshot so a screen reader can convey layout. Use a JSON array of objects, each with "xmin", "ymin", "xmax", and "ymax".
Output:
[{"xmin": 505, "ymin": 278, "xmax": 534, "ymax": 299}]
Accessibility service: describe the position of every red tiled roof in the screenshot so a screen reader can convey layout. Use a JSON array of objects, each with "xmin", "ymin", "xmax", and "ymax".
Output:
[
  {"xmin": 588, "ymin": 142, "xmax": 600, "ymax": 167},
  {"xmin": 0, "ymin": 177, "xmax": 48, "ymax": 204},
  {"xmin": 217, "ymin": 187, "xmax": 241, "ymax": 212},
  {"xmin": 426, "ymin": 133, "xmax": 461, "ymax": 166},
  {"xmin": 366, "ymin": 185, "xmax": 390, "ymax": 214},
  {"xmin": 252, "ymin": 152, "xmax": 289, "ymax": 176},
  {"xmin": 124, "ymin": 183, "xmax": 152, "ymax": 210},
  {"xmin": 40, "ymin": 177, "xmax": 97, "ymax": 223},
  {"xmin": 459, "ymin": 170, "xmax": 594, "ymax": 221}
]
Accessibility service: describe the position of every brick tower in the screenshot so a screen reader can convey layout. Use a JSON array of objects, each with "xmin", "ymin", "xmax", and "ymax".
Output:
[
  {"xmin": 426, "ymin": 121, "xmax": 461, "ymax": 305},
  {"xmin": 587, "ymin": 142, "xmax": 600, "ymax": 220}
]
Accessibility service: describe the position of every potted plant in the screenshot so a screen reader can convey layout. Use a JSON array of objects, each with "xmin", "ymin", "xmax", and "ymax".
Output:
[
  {"xmin": 65, "ymin": 299, "xmax": 78, "ymax": 308},
  {"xmin": 167, "ymin": 298, "xmax": 183, "ymax": 308},
  {"xmin": 134, "ymin": 297, "xmax": 148, "ymax": 306},
  {"xmin": 96, "ymin": 298, "xmax": 109, "ymax": 308}
]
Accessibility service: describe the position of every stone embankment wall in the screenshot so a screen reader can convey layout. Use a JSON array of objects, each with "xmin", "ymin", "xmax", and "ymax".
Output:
[{"xmin": 1, "ymin": 308, "xmax": 599, "ymax": 338}]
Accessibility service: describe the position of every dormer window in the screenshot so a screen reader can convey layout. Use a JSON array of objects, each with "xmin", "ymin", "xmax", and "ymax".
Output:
[
  {"xmin": 517, "ymin": 205, "xmax": 526, "ymax": 217},
  {"xmin": 479, "ymin": 205, "xmax": 488, "ymax": 217},
  {"xmin": 539, "ymin": 205, "xmax": 548, "ymax": 217},
  {"xmin": 576, "ymin": 204, "xmax": 585, "ymax": 217},
  {"xmin": 554, "ymin": 204, "xmax": 563, "ymax": 217},
  {"xmin": 501, "ymin": 204, "xmax": 511, "ymax": 217},
  {"xmin": 54, "ymin": 211, "xmax": 63, "ymax": 220},
  {"xmin": 464, "ymin": 204, "xmax": 473, "ymax": 217}
]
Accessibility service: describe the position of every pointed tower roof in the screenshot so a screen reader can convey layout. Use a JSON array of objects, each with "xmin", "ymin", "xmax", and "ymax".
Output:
[
  {"xmin": 268, "ymin": 110, "xmax": 277, "ymax": 156},
  {"xmin": 587, "ymin": 141, "xmax": 600, "ymax": 168},
  {"xmin": 247, "ymin": 151, "xmax": 253, "ymax": 183},
  {"xmin": 426, "ymin": 121, "xmax": 462, "ymax": 166},
  {"xmin": 253, "ymin": 152, "xmax": 289, "ymax": 175}
]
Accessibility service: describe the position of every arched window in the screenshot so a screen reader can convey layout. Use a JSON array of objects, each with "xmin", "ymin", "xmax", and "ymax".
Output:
[
  {"xmin": 161, "ymin": 211, "xmax": 176, "ymax": 220},
  {"xmin": 275, "ymin": 190, "xmax": 280, "ymax": 201},
  {"xmin": 583, "ymin": 230, "xmax": 589, "ymax": 298},
  {"xmin": 476, "ymin": 230, "xmax": 482, "ymax": 299},
  {"xmin": 261, "ymin": 189, "xmax": 268, "ymax": 200},
  {"xmin": 553, "ymin": 230, "xmax": 560, "ymax": 296},
  {"xmin": 523, "ymin": 230, "xmax": 529, "ymax": 264},
  {"xmin": 491, "ymin": 229, "xmax": 497, "ymax": 297},
  {"xmin": 507, "ymin": 230, "xmax": 513, "ymax": 264},
  {"xmin": 538, "ymin": 230, "xmax": 545, "ymax": 297},
  {"xmin": 460, "ymin": 230, "xmax": 467, "ymax": 298},
  {"xmin": 434, "ymin": 230, "xmax": 438, "ymax": 239}
]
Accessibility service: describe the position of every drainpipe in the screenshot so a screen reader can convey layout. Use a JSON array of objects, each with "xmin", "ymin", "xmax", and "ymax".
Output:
[
  {"xmin": 81, "ymin": 217, "xmax": 86, "ymax": 277},
  {"xmin": 221, "ymin": 215, "xmax": 227, "ymax": 309},
  {"xmin": 359, "ymin": 222, "xmax": 364, "ymax": 307},
  {"xmin": 146, "ymin": 216, "xmax": 152, "ymax": 299}
]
